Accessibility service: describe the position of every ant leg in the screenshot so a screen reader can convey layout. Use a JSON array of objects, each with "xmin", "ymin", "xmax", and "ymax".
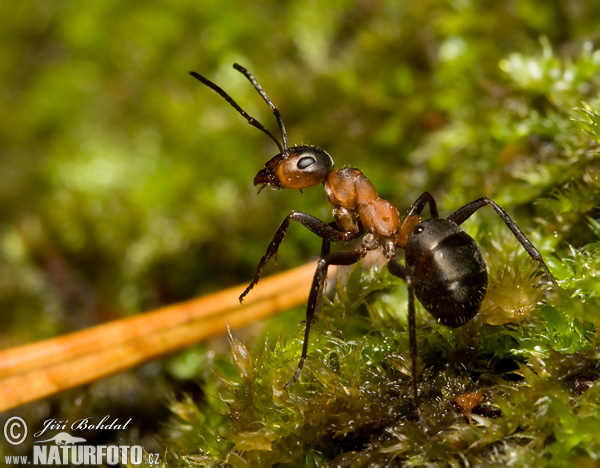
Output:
[
  {"xmin": 319, "ymin": 222, "xmax": 346, "ymax": 258},
  {"xmin": 240, "ymin": 212, "xmax": 358, "ymax": 302},
  {"xmin": 447, "ymin": 197, "xmax": 558, "ymax": 287},
  {"xmin": 406, "ymin": 191, "xmax": 439, "ymax": 219},
  {"xmin": 386, "ymin": 260, "xmax": 419, "ymax": 408},
  {"xmin": 284, "ymin": 249, "xmax": 366, "ymax": 389},
  {"xmin": 398, "ymin": 192, "xmax": 440, "ymax": 247}
]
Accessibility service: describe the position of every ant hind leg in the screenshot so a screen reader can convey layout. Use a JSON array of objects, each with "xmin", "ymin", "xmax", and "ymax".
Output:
[
  {"xmin": 447, "ymin": 197, "xmax": 558, "ymax": 287},
  {"xmin": 386, "ymin": 260, "xmax": 419, "ymax": 408}
]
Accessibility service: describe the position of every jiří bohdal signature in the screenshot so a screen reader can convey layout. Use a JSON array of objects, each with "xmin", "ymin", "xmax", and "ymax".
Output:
[{"xmin": 33, "ymin": 415, "xmax": 132, "ymax": 438}]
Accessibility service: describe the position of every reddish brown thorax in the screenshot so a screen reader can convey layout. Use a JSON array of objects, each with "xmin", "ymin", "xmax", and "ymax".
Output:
[{"xmin": 324, "ymin": 167, "xmax": 400, "ymax": 240}]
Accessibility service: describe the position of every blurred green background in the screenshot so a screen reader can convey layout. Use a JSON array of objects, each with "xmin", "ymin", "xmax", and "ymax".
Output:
[{"xmin": 1, "ymin": 0, "xmax": 600, "ymax": 463}]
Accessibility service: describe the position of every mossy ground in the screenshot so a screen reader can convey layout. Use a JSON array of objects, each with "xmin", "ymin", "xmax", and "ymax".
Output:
[{"xmin": 165, "ymin": 253, "xmax": 600, "ymax": 466}]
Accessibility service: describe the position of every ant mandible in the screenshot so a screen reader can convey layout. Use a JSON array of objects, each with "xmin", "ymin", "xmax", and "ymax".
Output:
[{"xmin": 189, "ymin": 64, "xmax": 559, "ymax": 405}]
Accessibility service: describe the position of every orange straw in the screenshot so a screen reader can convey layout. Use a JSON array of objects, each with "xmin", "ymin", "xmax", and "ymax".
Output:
[{"xmin": 0, "ymin": 262, "xmax": 322, "ymax": 411}]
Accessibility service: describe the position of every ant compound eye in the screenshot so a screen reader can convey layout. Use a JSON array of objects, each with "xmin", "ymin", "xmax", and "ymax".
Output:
[
  {"xmin": 297, "ymin": 155, "xmax": 317, "ymax": 169},
  {"xmin": 261, "ymin": 145, "xmax": 333, "ymax": 190}
]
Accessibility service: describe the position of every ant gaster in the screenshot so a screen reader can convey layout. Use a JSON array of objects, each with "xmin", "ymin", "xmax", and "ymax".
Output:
[{"xmin": 189, "ymin": 64, "xmax": 559, "ymax": 405}]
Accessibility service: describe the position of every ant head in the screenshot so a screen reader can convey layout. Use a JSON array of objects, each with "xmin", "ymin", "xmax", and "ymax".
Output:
[
  {"xmin": 189, "ymin": 64, "xmax": 335, "ymax": 192},
  {"xmin": 254, "ymin": 145, "xmax": 334, "ymax": 191}
]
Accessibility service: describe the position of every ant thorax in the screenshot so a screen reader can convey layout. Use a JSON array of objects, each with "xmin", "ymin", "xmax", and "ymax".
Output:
[{"xmin": 324, "ymin": 167, "xmax": 400, "ymax": 239}]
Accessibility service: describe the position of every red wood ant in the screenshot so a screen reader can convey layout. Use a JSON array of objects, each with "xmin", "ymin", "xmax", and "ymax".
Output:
[{"xmin": 189, "ymin": 64, "xmax": 559, "ymax": 405}]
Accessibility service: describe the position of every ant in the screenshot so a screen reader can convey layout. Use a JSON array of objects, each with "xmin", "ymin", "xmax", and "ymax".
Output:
[{"xmin": 189, "ymin": 64, "xmax": 559, "ymax": 406}]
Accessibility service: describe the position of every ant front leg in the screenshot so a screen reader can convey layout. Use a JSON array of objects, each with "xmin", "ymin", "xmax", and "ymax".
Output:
[
  {"xmin": 239, "ymin": 212, "xmax": 359, "ymax": 302},
  {"xmin": 447, "ymin": 197, "xmax": 558, "ymax": 287},
  {"xmin": 284, "ymin": 249, "xmax": 366, "ymax": 389},
  {"xmin": 386, "ymin": 260, "xmax": 419, "ymax": 408}
]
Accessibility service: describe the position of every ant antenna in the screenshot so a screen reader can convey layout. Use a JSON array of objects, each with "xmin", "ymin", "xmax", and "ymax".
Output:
[
  {"xmin": 188, "ymin": 70, "xmax": 284, "ymax": 153},
  {"xmin": 233, "ymin": 63, "xmax": 288, "ymax": 151}
]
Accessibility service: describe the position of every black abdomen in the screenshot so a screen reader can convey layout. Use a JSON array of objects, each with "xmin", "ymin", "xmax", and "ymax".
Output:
[{"xmin": 405, "ymin": 219, "xmax": 488, "ymax": 328}]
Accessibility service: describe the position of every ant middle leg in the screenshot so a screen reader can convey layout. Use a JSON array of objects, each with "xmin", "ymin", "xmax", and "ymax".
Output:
[
  {"xmin": 447, "ymin": 197, "xmax": 558, "ymax": 287},
  {"xmin": 284, "ymin": 249, "xmax": 366, "ymax": 389},
  {"xmin": 319, "ymin": 222, "xmax": 344, "ymax": 258},
  {"xmin": 239, "ymin": 212, "xmax": 359, "ymax": 302}
]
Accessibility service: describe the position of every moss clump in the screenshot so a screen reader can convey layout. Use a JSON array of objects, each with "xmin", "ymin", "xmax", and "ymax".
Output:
[{"xmin": 164, "ymin": 247, "xmax": 600, "ymax": 466}]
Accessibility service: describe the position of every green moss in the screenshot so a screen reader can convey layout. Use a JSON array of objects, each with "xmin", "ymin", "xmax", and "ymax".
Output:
[
  {"xmin": 164, "ymin": 242, "xmax": 600, "ymax": 465},
  {"xmin": 164, "ymin": 244, "xmax": 599, "ymax": 465}
]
